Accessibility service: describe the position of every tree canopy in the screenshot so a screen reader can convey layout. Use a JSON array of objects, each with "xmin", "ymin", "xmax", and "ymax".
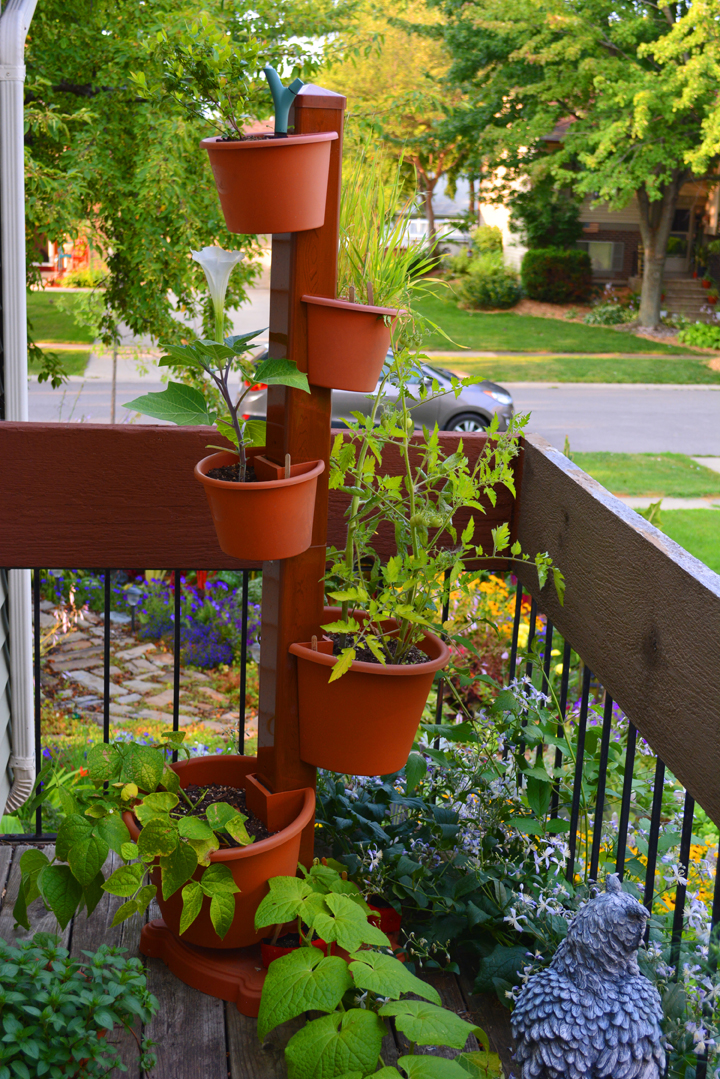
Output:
[
  {"xmin": 25, "ymin": 0, "xmax": 347, "ymax": 383},
  {"xmin": 428, "ymin": 0, "xmax": 720, "ymax": 325}
]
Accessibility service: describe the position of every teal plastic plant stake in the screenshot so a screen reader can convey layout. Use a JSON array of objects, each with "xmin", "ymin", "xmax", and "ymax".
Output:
[{"xmin": 263, "ymin": 65, "xmax": 304, "ymax": 138}]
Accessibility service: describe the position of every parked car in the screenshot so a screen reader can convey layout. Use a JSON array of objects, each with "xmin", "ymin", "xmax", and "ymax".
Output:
[{"xmin": 241, "ymin": 355, "xmax": 514, "ymax": 432}]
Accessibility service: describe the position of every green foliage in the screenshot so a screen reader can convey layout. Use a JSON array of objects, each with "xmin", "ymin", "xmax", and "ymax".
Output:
[
  {"xmin": 14, "ymin": 733, "xmax": 253, "ymax": 940},
  {"xmin": 521, "ymin": 249, "xmax": 592, "ymax": 304},
  {"xmin": 60, "ymin": 267, "xmax": 107, "ymax": 289},
  {"xmin": 508, "ymin": 180, "xmax": 583, "ymax": 251},
  {"xmin": 458, "ymin": 255, "xmax": 522, "ymax": 310},
  {"xmin": 0, "ymin": 936, "xmax": 158, "ymax": 1076},
  {"xmin": 257, "ymin": 870, "xmax": 489, "ymax": 1078},
  {"xmin": 583, "ymin": 303, "xmax": 636, "ymax": 326},
  {"xmin": 470, "ymin": 226, "xmax": 503, "ymax": 254},
  {"xmin": 677, "ymin": 321, "xmax": 720, "ymax": 349}
]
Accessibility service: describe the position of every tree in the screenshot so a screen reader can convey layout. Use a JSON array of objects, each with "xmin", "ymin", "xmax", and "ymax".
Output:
[
  {"xmin": 321, "ymin": 1, "xmax": 463, "ymax": 243},
  {"xmin": 428, "ymin": 0, "xmax": 720, "ymax": 327},
  {"xmin": 24, "ymin": 0, "xmax": 345, "ymax": 384},
  {"xmin": 508, "ymin": 176, "xmax": 583, "ymax": 250}
]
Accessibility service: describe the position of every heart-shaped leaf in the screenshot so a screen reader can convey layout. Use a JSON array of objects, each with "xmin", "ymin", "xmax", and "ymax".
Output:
[
  {"xmin": 200, "ymin": 863, "xmax": 240, "ymax": 896},
  {"xmin": 130, "ymin": 745, "xmax": 165, "ymax": 792},
  {"xmin": 56, "ymin": 813, "xmax": 93, "ymax": 861},
  {"xmin": 178, "ymin": 816, "xmax": 215, "ymax": 842},
  {"xmin": 180, "ymin": 880, "xmax": 204, "ymax": 935},
  {"xmin": 210, "ymin": 892, "xmax": 236, "ymax": 939},
  {"xmin": 397, "ymin": 1057, "xmax": 469, "ymax": 1079},
  {"xmin": 349, "ymin": 950, "xmax": 440, "ymax": 1004},
  {"xmin": 258, "ymin": 948, "xmax": 353, "ymax": 1041},
  {"xmin": 204, "ymin": 802, "xmax": 236, "ymax": 830},
  {"xmin": 379, "ymin": 1001, "xmax": 479, "ymax": 1049},
  {"xmin": 137, "ymin": 816, "xmax": 179, "ymax": 860},
  {"xmin": 285, "ymin": 1008, "xmax": 385, "ymax": 1079},
  {"xmin": 37, "ymin": 865, "xmax": 83, "ymax": 930},
  {"xmin": 103, "ymin": 862, "xmax": 146, "ymax": 898},
  {"xmin": 254, "ymin": 875, "xmax": 313, "ymax": 930},
  {"xmin": 136, "ymin": 792, "xmax": 179, "ymax": 821},
  {"xmin": 312, "ymin": 893, "xmax": 390, "ymax": 953},
  {"xmin": 68, "ymin": 833, "xmax": 110, "ymax": 887}
]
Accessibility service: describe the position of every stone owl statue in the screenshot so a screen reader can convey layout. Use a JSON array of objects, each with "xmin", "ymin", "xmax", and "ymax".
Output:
[{"xmin": 511, "ymin": 875, "xmax": 666, "ymax": 1079}]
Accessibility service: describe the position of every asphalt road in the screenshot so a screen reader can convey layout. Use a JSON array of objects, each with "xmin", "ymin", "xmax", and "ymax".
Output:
[{"xmin": 27, "ymin": 376, "xmax": 720, "ymax": 454}]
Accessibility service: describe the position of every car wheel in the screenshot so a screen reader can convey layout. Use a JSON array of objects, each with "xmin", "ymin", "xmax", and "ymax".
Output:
[{"xmin": 444, "ymin": 412, "xmax": 489, "ymax": 433}]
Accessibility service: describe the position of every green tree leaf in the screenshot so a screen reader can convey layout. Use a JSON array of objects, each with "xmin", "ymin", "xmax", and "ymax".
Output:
[
  {"xmin": 68, "ymin": 833, "xmax": 110, "ymax": 887},
  {"xmin": 180, "ymin": 880, "xmax": 204, "ymax": 935},
  {"xmin": 348, "ymin": 950, "xmax": 440, "ymax": 1004},
  {"xmin": 254, "ymin": 876, "xmax": 313, "ymax": 930},
  {"xmin": 258, "ymin": 948, "xmax": 353, "ymax": 1041},
  {"xmin": 312, "ymin": 892, "xmax": 390, "ymax": 953},
  {"xmin": 209, "ymin": 892, "xmax": 236, "ymax": 939},
  {"xmin": 123, "ymin": 381, "xmax": 217, "ymax": 425},
  {"xmin": 380, "ymin": 1001, "xmax": 478, "ymax": 1049},
  {"xmin": 102, "ymin": 862, "xmax": 146, "ymax": 897},
  {"xmin": 160, "ymin": 842, "xmax": 199, "ymax": 900},
  {"xmin": 37, "ymin": 865, "xmax": 83, "ymax": 930},
  {"xmin": 137, "ymin": 816, "xmax": 179, "ymax": 860},
  {"xmin": 285, "ymin": 1009, "xmax": 385, "ymax": 1079}
]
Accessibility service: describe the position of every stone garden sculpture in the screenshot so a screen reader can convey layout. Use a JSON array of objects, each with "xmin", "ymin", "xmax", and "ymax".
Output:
[{"xmin": 511, "ymin": 874, "xmax": 666, "ymax": 1078}]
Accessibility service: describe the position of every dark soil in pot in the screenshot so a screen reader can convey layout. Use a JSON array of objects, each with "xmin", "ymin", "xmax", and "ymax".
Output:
[
  {"xmin": 264, "ymin": 931, "xmax": 302, "ymax": 948},
  {"xmin": 168, "ymin": 784, "xmax": 276, "ymax": 847},
  {"xmin": 324, "ymin": 632, "xmax": 427, "ymax": 666},
  {"xmin": 206, "ymin": 463, "xmax": 258, "ymax": 483}
]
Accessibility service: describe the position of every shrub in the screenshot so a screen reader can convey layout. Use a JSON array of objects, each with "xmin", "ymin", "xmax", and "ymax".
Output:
[
  {"xmin": 677, "ymin": 321, "xmax": 720, "ymax": 349},
  {"xmin": 459, "ymin": 253, "xmax": 522, "ymax": 310},
  {"xmin": 471, "ymin": 224, "xmax": 503, "ymax": 254},
  {"xmin": 59, "ymin": 267, "xmax": 106, "ymax": 288},
  {"xmin": 521, "ymin": 247, "xmax": 592, "ymax": 303},
  {"xmin": 508, "ymin": 177, "xmax": 583, "ymax": 249},
  {"xmin": 447, "ymin": 247, "xmax": 471, "ymax": 277}
]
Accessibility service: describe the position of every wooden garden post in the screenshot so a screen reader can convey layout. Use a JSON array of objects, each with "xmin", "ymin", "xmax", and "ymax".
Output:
[{"xmin": 256, "ymin": 85, "xmax": 346, "ymax": 866}]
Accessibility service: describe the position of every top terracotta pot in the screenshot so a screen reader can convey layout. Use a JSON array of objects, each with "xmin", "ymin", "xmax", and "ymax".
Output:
[
  {"xmin": 201, "ymin": 132, "xmax": 338, "ymax": 235},
  {"xmin": 302, "ymin": 294, "xmax": 402, "ymax": 391}
]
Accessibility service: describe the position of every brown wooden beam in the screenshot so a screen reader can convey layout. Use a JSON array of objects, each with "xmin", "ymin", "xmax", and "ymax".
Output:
[{"xmin": 515, "ymin": 433, "xmax": 720, "ymax": 826}]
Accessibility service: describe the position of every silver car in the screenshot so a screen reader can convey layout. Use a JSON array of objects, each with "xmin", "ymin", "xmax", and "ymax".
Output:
[{"xmin": 242, "ymin": 357, "xmax": 514, "ymax": 432}]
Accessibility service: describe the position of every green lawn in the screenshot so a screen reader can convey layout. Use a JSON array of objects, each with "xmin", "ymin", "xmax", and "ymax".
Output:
[
  {"xmin": 442, "ymin": 352, "xmax": 720, "ymax": 383},
  {"xmin": 573, "ymin": 453, "xmax": 720, "ymax": 497},
  {"xmin": 662, "ymin": 510, "xmax": 720, "ymax": 574},
  {"xmin": 27, "ymin": 291, "xmax": 95, "ymax": 345},
  {"xmin": 417, "ymin": 286, "xmax": 704, "ymax": 356},
  {"xmin": 28, "ymin": 350, "xmax": 91, "ymax": 377}
]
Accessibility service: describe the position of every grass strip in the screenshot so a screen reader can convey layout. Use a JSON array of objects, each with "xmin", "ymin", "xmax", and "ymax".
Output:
[
  {"xmin": 29, "ymin": 350, "xmax": 91, "ymax": 378},
  {"xmin": 661, "ymin": 509, "xmax": 720, "ymax": 574},
  {"xmin": 573, "ymin": 453, "xmax": 720, "ymax": 498}
]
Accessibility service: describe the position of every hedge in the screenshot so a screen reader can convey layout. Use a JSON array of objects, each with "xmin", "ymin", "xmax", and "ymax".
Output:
[{"xmin": 521, "ymin": 247, "xmax": 592, "ymax": 303}]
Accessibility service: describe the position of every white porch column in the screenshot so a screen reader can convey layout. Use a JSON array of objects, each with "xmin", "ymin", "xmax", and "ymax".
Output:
[{"xmin": 0, "ymin": 0, "xmax": 39, "ymax": 814}]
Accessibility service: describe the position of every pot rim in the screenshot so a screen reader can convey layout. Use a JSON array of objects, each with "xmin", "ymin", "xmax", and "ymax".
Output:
[
  {"xmin": 194, "ymin": 450, "xmax": 324, "ymax": 490},
  {"xmin": 289, "ymin": 608, "xmax": 450, "ymax": 677},
  {"xmin": 201, "ymin": 132, "xmax": 339, "ymax": 151},
  {"xmin": 122, "ymin": 755, "xmax": 316, "ymax": 862},
  {"xmin": 301, "ymin": 293, "xmax": 403, "ymax": 319}
]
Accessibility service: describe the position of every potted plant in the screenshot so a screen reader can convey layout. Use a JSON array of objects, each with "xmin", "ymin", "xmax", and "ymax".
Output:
[
  {"xmin": 14, "ymin": 731, "xmax": 315, "ymax": 952},
  {"xmin": 135, "ymin": 37, "xmax": 337, "ymax": 234},
  {"xmin": 124, "ymin": 246, "xmax": 324, "ymax": 561},
  {"xmin": 0, "ymin": 935, "xmax": 158, "ymax": 1077}
]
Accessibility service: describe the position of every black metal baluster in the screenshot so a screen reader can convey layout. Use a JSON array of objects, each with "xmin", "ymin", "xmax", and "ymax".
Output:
[
  {"xmin": 33, "ymin": 569, "xmax": 42, "ymax": 836},
  {"xmin": 238, "ymin": 569, "xmax": 249, "ymax": 754},
  {"xmin": 103, "ymin": 570, "xmax": 111, "ymax": 745},
  {"xmin": 589, "ymin": 691, "xmax": 613, "ymax": 882},
  {"xmin": 508, "ymin": 581, "xmax": 523, "ymax": 684},
  {"xmin": 540, "ymin": 620, "xmax": 553, "ymax": 698},
  {"xmin": 550, "ymin": 640, "xmax": 572, "ymax": 819},
  {"xmin": 669, "ymin": 790, "xmax": 695, "ymax": 975},
  {"xmin": 173, "ymin": 570, "xmax": 181, "ymax": 759},
  {"xmin": 434, "ymin": 571, "xmax": 451, "ymax": 747},
  {"xmin": 566, "ymin": 664, "xmax": 591, "ymax": 883},
  {"xmin": 524, "ymin": 598, "xmax": 537, "ymax": 682},
  {"xmin": 615, "ymin": 722, "xmax": 637, "ymax": 879},
  {"xmin": 643, "ymin": 757, "xmax": 666, "ymax": 924},
  {"xmin": 694, "ymin": 850, "xmax": 720, "ymax": 1079}
]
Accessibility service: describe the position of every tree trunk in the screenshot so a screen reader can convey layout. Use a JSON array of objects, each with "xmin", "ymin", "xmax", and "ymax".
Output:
[
  {"xmin": 423, "ymin": 175, "xmax": 437, "ymax": 245},
  {"xmin": 468, "ymin": 177, "xmax": 476, "ymax": 219},
  {"xmin": 636, "ymin": 171, "xmax": 686, "ymax": 328}
]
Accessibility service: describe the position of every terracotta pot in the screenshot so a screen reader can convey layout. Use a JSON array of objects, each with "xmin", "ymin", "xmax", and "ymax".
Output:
[
  {"xmin": 368, "ymin": 896, "xmax": 402, "ymax": 935},
  {"xmin": 194, "ymin": 448, "xmax": 324, "ymax": 561},
  {"xmin": 289, "ymin": 608, "xmax": 450, "ymax": 776},
  {"xmin": 201, "ymin": 132, "xmax": 338, "ymax": 235},
  {"xmin": 702, "ymin": 278, "xmax": 712, "ymax": 288},
  {"xmin": 124, "ymin": 756, "xmax": 315, "ymax": 950},
  {"xmin": 302, "ymin": 294, "xmax": 402, "ymax": 391},
  {"xmin": 261, "ymin": 927, "xmax": 302, "ymax": 967}
]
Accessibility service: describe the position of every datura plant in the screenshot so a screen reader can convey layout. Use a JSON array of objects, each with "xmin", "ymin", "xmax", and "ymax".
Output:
[
  {"xmin": 124, "ymin": 246, "xmax": 309, "ymax": 480},
  {"xmin": 324, "ymin": 348, "xmax": 564, "ymax": 680},
  {"xmin": 13, "ymin": 732, "xmax": 251, "ymax": 940},
  {"xmin": 255, "ymin": 864, "xmax": 496, "ymax": 1079}
]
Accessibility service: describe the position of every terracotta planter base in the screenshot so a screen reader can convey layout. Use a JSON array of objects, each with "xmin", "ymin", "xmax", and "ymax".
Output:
[{"xmin": 141, "ymin": 919, "xmax": 266, "ymax": 1017}]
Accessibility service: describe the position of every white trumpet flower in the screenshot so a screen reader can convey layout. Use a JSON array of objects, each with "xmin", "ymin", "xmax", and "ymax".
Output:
[{"xmin": 191, "ymin": 246, "xmax": 245, "ymax": 343}]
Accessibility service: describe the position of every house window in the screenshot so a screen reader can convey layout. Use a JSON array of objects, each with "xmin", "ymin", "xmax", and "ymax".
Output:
[{"xmin": 576, "ymin": 240, "xmax": 625, "ymax": 273}]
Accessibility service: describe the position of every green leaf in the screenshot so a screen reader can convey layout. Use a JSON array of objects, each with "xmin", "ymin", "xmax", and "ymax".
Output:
[
  {"xmin": 473, "ymin": 945, "xmax": 528, "ymax": 995},
  {"xmin": 254, "ymin": 356, "xmax": 310, "ymax": 393},
  {"xmin": 405, "ymin": 751, "xmax": 427, "ymax": 793},
  {"xmin": 83, "ymin": 871, "xmax": 106, "ymax": 918},
  {"xmin": 180, "ymin": 881, "xmax": 204, "ymax": 935},
  {"xmin": 161, "ymin": 768, "xmax": 181, "ymax": 795},
  {"xmin": 506, "ymin": 818, "xmax": 542, "ymax": 836},
  {"xmin": 200, "ymin": 863, "xmax": 240, "ymax": 895},
  {"xmin": 226, "ymin": 329, "xmax": 266, "ymax": 353},
  {"xmin": 526, "ymin": 775, "xmax": 552, "ymax": 818},
  {"xmin": 187, "ymin": 835, "xmax": 218, "ymax": 866},
  {"xmin": 312, "ymin": 893, "xmax": 390, "ymax": 952},
  {"xmin": 123, "ymin": 381, "xmax": 216, "ymax": 426},
  {"xmin": 130, "ymin": 744, "xmax": 165, "ymax": 792},
  {"xmin": 37, "ymin": 865, "xmax": 83, "ymax": 930},
  {"xmin": 121, "ymin": 841, "xmax": 139, "ymax": 860},
  {"xmin": 285, "ymin": 1009, "xmax": 385, "ymax": 1079},
  {"xmin": 205, "ymin": 802, "xmax": 237, "ymax": 830},
  {"xmin": 160, "ymin": 842, "xmax": 198, "ymax": 900},
  {"xmin": 137, "ymin": 816, "xmax": 179, "ymax": 860},
  {"xmin": 258, "ymin": 948, "xmax": 353, "ymax": 1041},
  {"xmin": 86, "ymin": 743, "xmax": 118, "ymax": 786},
  {"xmin": 178, "ymin": 816, "xmax": 215, "ymax": 842},
  {"xmin": 397, "ymin": 1057, "xmax": 469, "ymax": 1079},
  {"xmin": 110, "ymin": 898, "xmax": 139, "ymax": 928},
  {"xmin": 68, "ymin": 833, "xmax": 109, "ymax": 887},
  {"xmin": 136, "ymin": 792, "xmax": 179, "ymax": 821},
  {"xmin": 254, "ymin": 875, "xmax": 313, "ymax": 930},
  {"xmin": 19, "ymin": 847, "xmax": 49, "ymax": 885},
  {"xmin": 209, "ymin": 892, "xmax": 236, "ymax": 939},
  {"xmin": 225, "ymin": 813, "xmax": 254, "ymax": 846},
  {"xmin": 135, "ymin": 884, "xmax": 157, "ymax": 916},
  {"xmin": 455, "ymin": 1050, "xmax": 503, "ymax": 1078},
  {"xmin": 56, "ymin": 813, "xmax": 94, "ymax": 861},
  {"xmin": 348, "ymin": 949, "xmax": 440, "ymax": 1004},
  {"xmin": 328, "ymin": 647, "xmax": 356, "ymax": 684},
  {"xmin": 103, "ymin": 862, "xmax": 146, "ymax": 897},
  {"xmin": 380, "ymin": 1000, "xmax": 478, "ymax": 1049}
]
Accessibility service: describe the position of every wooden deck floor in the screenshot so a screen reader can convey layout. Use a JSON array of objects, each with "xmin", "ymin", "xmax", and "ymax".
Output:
[{"xmin": 0, "ymin": 842, "xmax": 515, "ymax": 1078}]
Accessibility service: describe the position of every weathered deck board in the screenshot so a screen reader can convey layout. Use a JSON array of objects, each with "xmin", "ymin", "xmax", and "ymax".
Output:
[
  {"xmin": 458, "ymin": 970, "xmax": 515, "ymax": 1078},
  {"xmin": 227, "ymin": 1007, "xmax": 303, "ymax": 1079},
  {"xmin": 0, "ymin": 846, "xmax": 70, "ymax": 945}
]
